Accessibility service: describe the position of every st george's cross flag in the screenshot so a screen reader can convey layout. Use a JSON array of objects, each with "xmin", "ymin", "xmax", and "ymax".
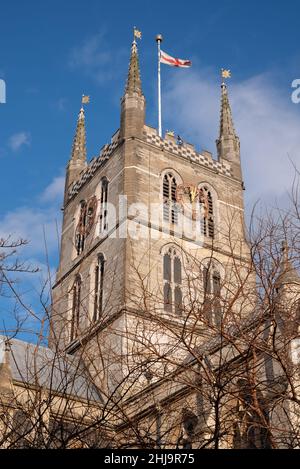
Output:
[{"xmin": 160, "ymin": 49, "xmax": 192, "ymax": 68}]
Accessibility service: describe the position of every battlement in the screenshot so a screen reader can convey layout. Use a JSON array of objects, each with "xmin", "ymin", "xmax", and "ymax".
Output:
[
  {"xmin": 67, "ymin": 124, "xmax": 232, "ymax": 203},
  {"xmin": 143, "ymin": 125, "xmax": 232, "ymax": 178}
]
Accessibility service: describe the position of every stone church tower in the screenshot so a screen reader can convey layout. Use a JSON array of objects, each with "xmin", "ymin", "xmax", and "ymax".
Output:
[
  {"xmin": 1, "ymin": 38, "xmax": 300, "ymax": 450},
  {"xmin": 50, "ymin": 38, "xmax": 252, "ymax": 398}
]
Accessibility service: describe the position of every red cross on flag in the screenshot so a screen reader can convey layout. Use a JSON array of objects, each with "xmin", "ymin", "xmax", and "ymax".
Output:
[{"xmin": 160, "ymin": 49, "xmax": 192, "ymax": 68}]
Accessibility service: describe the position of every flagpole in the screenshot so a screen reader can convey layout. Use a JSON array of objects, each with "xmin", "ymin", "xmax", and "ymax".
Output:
[{"xmin": 156, "ymin": 34, "xmax": 163, "ymax": 138}]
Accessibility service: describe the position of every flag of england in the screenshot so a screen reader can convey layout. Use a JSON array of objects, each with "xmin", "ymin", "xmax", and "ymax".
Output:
[{"xmin": 160, "ymin": 50, "xmax": 192, "ymax": 68}]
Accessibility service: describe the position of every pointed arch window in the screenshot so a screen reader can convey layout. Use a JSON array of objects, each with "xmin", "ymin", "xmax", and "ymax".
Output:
[
  {"xmin": 199, "ymin": 186, "xmax": 214, "ymax": 238},
  {"xmin": 99, "ymin": 177, "xmax": 109, "ymax": 234},
  {"xmin": 75, "ymin": 201, "xmax": 87, "ymax": 255},
  {"xmin": 70, "ymin": 275, "xmax": 81, "ymax": 341},
  {"xmin": 163, "ymin": 247, "xmax": 182, "ymax": 314},
  {"xmin": 233, "ymin": 381, "xmax": 271, "ymax": 449},
  {"xmin": 163, "ymin": 173, "xmax": 178, "ymax": 224},
  {"xmin": 93, "ymin": 254, "xmax": 105, "ymax": 322}
]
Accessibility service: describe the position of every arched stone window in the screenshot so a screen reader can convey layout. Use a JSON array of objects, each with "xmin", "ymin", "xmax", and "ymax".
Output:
[
  {"xmin": 70, "ymin": 275, "xmax": 81, "ymax": 341},
  {"xmin": 11, "ymin": 410, "xmax": 32, "ymax": 448},
  {"xmin": 202, "ymin": 258, "xmax": 222, "ymax": 326},
  {"xmin": 233, "ymin": 380, "xmax": 272, "ymax": 449},
  {"xmin": 163, "ymin": 173, "xmax": 178, "ymax": 224},
  {"xmin": 93, "ymin": 254, "xmax": 105, "ymax": 322},
  {"xmin": 199, "ymin": 186, "xmax": 214, "ymax": 238},
  {"xmin": 99, "ymin": 177, "xmax": 109, "ymax": 234},
  {"xmin": 163, "ymin": 246, "xmax": 182, "ymax": 314},
  {"xmin": 181, "ymin": 407, "xmax": 199, "ymax": 449}
]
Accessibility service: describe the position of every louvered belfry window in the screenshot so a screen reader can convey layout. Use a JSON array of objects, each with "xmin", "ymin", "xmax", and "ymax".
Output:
[{"xmin": 163, "ymin": 173, "xmax": 178, "ymax": 224}]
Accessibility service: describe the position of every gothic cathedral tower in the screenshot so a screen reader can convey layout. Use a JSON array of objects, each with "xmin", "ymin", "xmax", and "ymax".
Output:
[{"xmin": 50, "ymin": 39, "xmax": 252, "ymax": 395}]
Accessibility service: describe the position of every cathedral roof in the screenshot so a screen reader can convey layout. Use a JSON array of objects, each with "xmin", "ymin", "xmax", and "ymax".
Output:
[{"xmin": 0, "ymin": 336, "xmax": 103, "ymax": 402}]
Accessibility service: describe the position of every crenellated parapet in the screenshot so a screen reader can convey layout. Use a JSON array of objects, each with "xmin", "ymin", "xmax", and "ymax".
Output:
[
  {"xmin": 143, "ymin": 125, "xmax": 232, "ymax": 177},
  {"xmin": 66, "ymin": 123, "xmax": 233, "ymax": 203}
]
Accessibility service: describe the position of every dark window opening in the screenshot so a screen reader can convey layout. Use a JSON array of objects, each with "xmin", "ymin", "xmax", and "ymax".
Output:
[
  {"xmin": 233, "ymin": 383, "xmax": 272, "ymax": 449},
  {"xmin": 70, "ymin": 275, "xmax": 81, "ymax": 341},
  {"xmin": 76, "ymin": 200, "xmax": 87, "ymax": 255},
  {"xmin": 174, "ymin": 286, "xmax": 183, "ymax": 315},
  {"xmin": 100, "ymin": 178, "xmax": 109, "ymax": 233},
  {"xmin": 164, "ymin": 282, "xmax": 172, "ymax": 312},
  {"xmin": 174, "ymin": 257, "xmax": 182, "ymax": 285},
  {"xmin": 163, "ymin": 254, "xmax": 171, "ymax": 281},
  {"xmin": 93, "ymin": 254, "xmax": 105, "ymax": 322}
]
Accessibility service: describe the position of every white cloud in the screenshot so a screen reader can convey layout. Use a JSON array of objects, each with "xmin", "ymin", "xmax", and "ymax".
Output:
[
  {"xmin": 69, "ymin": 31, "xmax": 109, "ymax": 68},
  {"xmin": 0, "ymin": 175, "xmax": 64, "ymax": 260},
  {"xmin": 0, "ymin": 174, "xmax": 64, "ymax": 334},
  {"xmin": 69, "ymin": 31, "xmax": 126, "ymax": 84},
  {"xmin": 163, "ymin": 70, "xmax": 300, "ymax": 205},
  {"xmin": 40, "ymin": 175, "xmax": 64, "ymax": 203},
  {"xmin": 0, "ymin": 206, "xmax": 60, "ymax": 258},
  {"xmin": 8, "ymin": 131, "xmax": 31, "ymax": 152}
]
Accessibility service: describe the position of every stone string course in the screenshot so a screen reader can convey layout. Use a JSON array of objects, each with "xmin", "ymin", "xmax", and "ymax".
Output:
[{"xmin": 67, "ymin": 127, "xmax": 232, "ymax": 201}]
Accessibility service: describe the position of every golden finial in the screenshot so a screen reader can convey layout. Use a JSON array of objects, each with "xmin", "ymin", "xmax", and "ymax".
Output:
[
  {"xmin": 221, "ymin": 68, "xmax": 231, "ymax": 84},
  {"xmin": 82, "ymin": 94, "xmax": 90, "ymax": 105},
  {"xmin": 133, "ymin": 27, "xmax": 142, "ymax": 41}
]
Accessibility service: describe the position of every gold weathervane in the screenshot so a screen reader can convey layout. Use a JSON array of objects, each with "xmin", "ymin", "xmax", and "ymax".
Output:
[
  {"xmin": 82, "ymin": 95, "xmax": 90, "ymax": 105},
  {"xmin": 221, "ymin": 69, "xmax": 231, "ymax": 80},
  {"xmin": 133, "ymin": 27, "xmax": 142, "ymax": 40}
]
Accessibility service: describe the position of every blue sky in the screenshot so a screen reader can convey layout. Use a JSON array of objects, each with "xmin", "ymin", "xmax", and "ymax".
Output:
[{"xmin": 1, "ymin": 0, "xmax": 300, "ymax": 339}]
